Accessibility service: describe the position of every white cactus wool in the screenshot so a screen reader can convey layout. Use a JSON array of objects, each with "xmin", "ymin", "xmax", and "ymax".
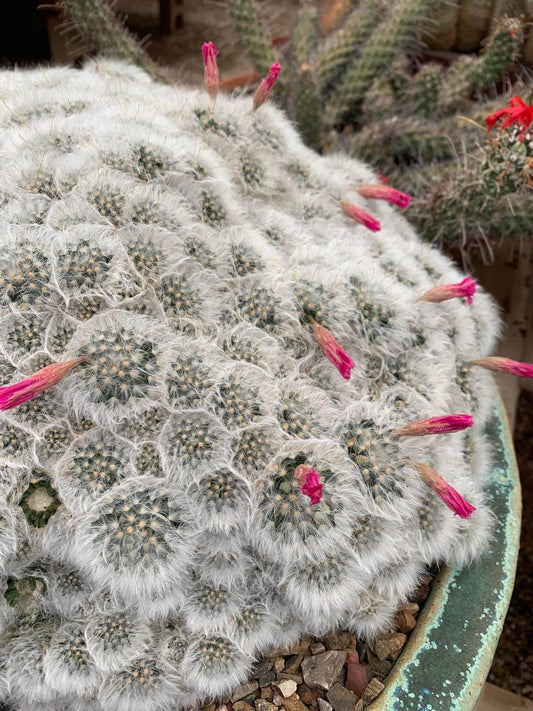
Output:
[{"xmin": 0, "ymin": 60, "xmax": 500, "ymax": 710}]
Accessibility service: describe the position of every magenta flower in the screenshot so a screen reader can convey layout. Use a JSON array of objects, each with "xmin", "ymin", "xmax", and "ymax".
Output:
[
  {"xmin": 202, "ymin": 41, "xmax": 219, "ymax": 101},
  {"xmin": 0, "ymin": 358, "xmax": 86, "ymax": 411},
  {"xmin": 469, "ymin": 356, "xmax": 533, "ymax": 379},
  {"xmin": 355, "ymin": 184, "xmax": 412, "ymax": 209},
  {"xmin": 413, "ymin": 462, "xmax": 476, "ymax": 519},
  {"xmin": 340, "ymin": 201, "xmax": 381, "ymax": 232},
  {"xmin": 310, "ymin": 317, "xmax": 355, "ymax": 379},
  {"xmin": 294, "ymin": 464, "xmax": 323, "ymax": 505},
  {"xmin": 393, "ymin": 414, "xmax": 474, "ymax": 437},
  {"xmin": 253, "ymin": 62, "xmax": 282, "ymax": 110},
  {"xmin": 418, "ymin": 276, "xmax": 477, "ymax": 305}
]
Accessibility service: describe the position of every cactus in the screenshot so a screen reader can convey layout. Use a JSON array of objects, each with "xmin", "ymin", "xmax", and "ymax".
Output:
[
  {"xmin": 58, "ymin": 0, "xmax": 168, "ymax": 83},
  {"xmin": 0, "ymin": 60, "xmax": 504, "ymax": 709}
]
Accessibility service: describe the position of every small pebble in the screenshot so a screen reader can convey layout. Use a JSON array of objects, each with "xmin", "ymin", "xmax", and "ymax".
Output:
[
  {"xmin": 374, "ymin": 633, "xmax": 407, "ymax": 661},
  {"xmin": 400, "ymin": 602, "xmax": 419, "ymax": 617},
  {"xmin": 233, "ymin": 681, "xmax": 260, "ymax": 701},
  {"xmin": 281, "ymin": 698, "xmax": 308, "ymax": 711},
  {"xmin": 233, "ymin": 702, "xmax": 254, "ymax": 711},
  {"xmin": 323, "ymin": 631, "xmax": 354, "ymax": 651},
  {"xmin": 317, "ymin": 699, "xmax": 333, "ymax": 711},
  {"xmin": 362, "ymin": 678, "xmax": 385, "ymax": 704},
  {"xmin": 326, "ymin": 682, "xmax": 359, "ymax": 711},
  {"xmin": 255, "ymin": 701, "xmax": 278, "ymax": 711},
  {"xmin": 301, "ymin": 651, "xmax": 346, "ymax": 691},
  {"xmin": 272, "ymin": 693, "xmax": 283, "ymax": 706},
  {"xmin": 273, "ymin": 680, "xmax": 298, "ymax": 698},
  {"xmin": 395, "ymin": 609, "xmax": 417, "ymax": 634},
  {"xmin": 274, "ymin": 657, "xmax": 286, "ymax": 673},
  {"xmin": 310, "ymin": 643, "xmax": 326, "ymax": 655},
  {"xmin": 284, "ymin": 654, "xmax": 304, "ymax": 674},
  {"xmin": 354, "ymin": 701, "xmax": 364, "ymax": 711},
  {"xmin": 261, "ymin": 688, "xmax": 275, "ymax": 701}
]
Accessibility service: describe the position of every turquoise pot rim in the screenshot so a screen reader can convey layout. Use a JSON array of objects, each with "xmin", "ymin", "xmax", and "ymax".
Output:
[{"xmin": 367, "ymin": 390, "xmax": 522, "ymax": 711}]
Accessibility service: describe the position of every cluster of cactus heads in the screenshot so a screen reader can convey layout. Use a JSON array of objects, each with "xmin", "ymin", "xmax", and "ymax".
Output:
[{"xmin": 0, "ymin": 56, "xmax": 530, "ymax": 710}]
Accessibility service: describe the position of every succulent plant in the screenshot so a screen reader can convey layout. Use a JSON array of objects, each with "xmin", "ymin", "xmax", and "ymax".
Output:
[{"xmin": 0, "ymin": 59, "xmax": 506, "ymax": 710}]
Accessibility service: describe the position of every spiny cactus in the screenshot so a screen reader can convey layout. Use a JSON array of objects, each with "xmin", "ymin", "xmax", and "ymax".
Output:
[
  {"xmin": 0, "ymin": 59, "xmax": 510, "ymax": 710},
  {"xmin": 225, "ymin": 0, "xmax": 440, "ymax": 140}
]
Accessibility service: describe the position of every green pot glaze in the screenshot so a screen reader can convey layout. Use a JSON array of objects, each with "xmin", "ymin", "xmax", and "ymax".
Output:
[{"xmin": 368, "ymin": 389, "xmax": 521, "ymax": 711}]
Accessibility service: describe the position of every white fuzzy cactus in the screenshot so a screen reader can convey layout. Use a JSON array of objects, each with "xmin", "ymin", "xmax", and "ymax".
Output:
[{"xmin": 0, "ymin": 59, "xmax": 503, "ymax": 710}]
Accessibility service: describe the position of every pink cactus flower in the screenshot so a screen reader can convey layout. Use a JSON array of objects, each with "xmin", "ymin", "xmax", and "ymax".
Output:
[
  {"xmin": 355, "ymin": 184, "xmax": 412, "ymax": 209},
  {"xmin": 253, "ymin": 62, "xmax": 282, "ymax": 110},
  {"xmin": 202, "ymin": 41, "xmax": 219, "ymax": 101},
  {"xmin": 310, "ymin": 317, "xmax": 355, "ymax": 379},
  {"xmin": 418, "ymin": 276, "xmax": 477, "ymax": 305},
  {"xmin": 294, "ymin": 464, "xmax": 323, "ymax": 505},
  {"xmin": 340, "ymin": 201, "xmax": 381, "ymax": 232},
  {"xmin": 469, "ymin": 356, "xmax": 533, "ymax": 378},
  {"xmin": 393, "ymin": 414, "xmax": 474, "ymax": 437},
  {"xmin": 0, "ymin": 358, "xmax": 86, "ymax": 411},
  {"xmin": 413, "ymin": 462, "xmax": 476, "ymax": 518}
]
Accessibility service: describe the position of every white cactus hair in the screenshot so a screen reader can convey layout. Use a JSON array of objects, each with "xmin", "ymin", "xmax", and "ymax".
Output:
[{"xmin": 0, "ymin": 58, "xmax": 502, "ymax": 709}]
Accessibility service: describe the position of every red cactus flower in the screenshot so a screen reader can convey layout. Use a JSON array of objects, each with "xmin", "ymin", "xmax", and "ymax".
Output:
[
  {"xmin": 413, "ymin": 462, "xmax": 476, "ymax": 518},
  {"xmin": 253, "ymin": 62, "xmax": 282, "ymax": 110},
  {"xmin": 393, "ymin": 414, "xmax": 474, "ymax": 437},
  {"xmin": 355, "ymin": 184, "xmax": 412, "ymax": 209},
  {"xmin": 202, "ymin": 41, "xmax": 219, "ymax": 101},
  {"xmin": 418, "ymin": 276, "xmax": 477, "ymax": 305},
  {"xmin": 294, "ymin": 464, "xmax": 323, "ymax": 505},
  {"xmin": 340, "ymin": 201, "xmax": 381, "ymax": 232},
  {"xmin": 485, "ymin": 96, "xmax": 533, "ymax": 141},
  {"xmin": 310, "ymin": 317, "xmax": 355, "ymax": 379},
  {"xmin": 469, "ymin": 356, "xmax": 533, "ymax": 378},
  {"xmin": 0, "ymin": 358, "xmax": 86, "ymax": 411}
]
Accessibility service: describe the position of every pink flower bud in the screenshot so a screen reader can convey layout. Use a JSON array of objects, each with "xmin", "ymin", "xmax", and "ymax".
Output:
[
  {"xmin": 393, "ymin": 414, "xmax": 474, "ymax": 437},
  {"xmin": 468, "ymin": 356, "xmax": 533, "ymax": 379},
  {"xmin": 418, "ymin": 276, "xmax": 477, "ymax": 305},
  {"xmin": 202, "ymin": 41, "xmax": 219, "ymax": 101},
  {"xmin": 355, "ymin": 184, "xmax": 412, "ymax": 209},
  {"xmin": 253, "ymin": 62, "xmax": 282, "ymax": 110},
  {"xmin": 310, "ymin": 318, "xmax": 355, "ymax": 379},
  {"xmin": 413, "ymin": 462, "xmax": 476, "ymax": 518},
  {"xmin": 0, "ymin": 358, "xmax": 86, "ymax": 411},
  {"xmin": 294, "ymin": 464, "xmax": 323, "ymax": 505},
  {"xmin": 340, "ymin": 201, "xmax": 381, "ymax": 232}
]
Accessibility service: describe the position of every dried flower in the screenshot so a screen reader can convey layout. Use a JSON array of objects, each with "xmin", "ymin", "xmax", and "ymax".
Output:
[
  {"xmin": 418, "ymin": 276, "xmax": 477, "ymax": 305},
  {"xmin": 294, "ymin": 464, "xmax": 323, "ymax": 505},
  {"xmin": 469, "ymin": 356, "xmax": 533, "ymax": 378},
  {"xmin": 202, "ymin": 41, "xmax": 219, "ymax": 101},
  {"xmin": 485, "ymin": 96, "xmax": 533, "ymax": 141},
  {"xmin": 355, "ymin": 184, "xmax": 412, "ymax": 209},
  {"xmin": 393, "ymin": 414, "xmax": 474, "ymax": 437},
  {"xmin": 253, "ymin": 62, "xmax": 282, "ymax": 110},
  {"xmin": 413, "ymin": 462, "xmax": 476, "ymax": 518},
  {"xmin": 309, "ymin": 317, "xmax": 355, "ymax": 379},
  {"xmin": 0, "ymin": 358, "xmax": 86, "ymax": 411},
  {"xmin": 340, "ymin": 201, "xmax": 381, "ymax": 232}
]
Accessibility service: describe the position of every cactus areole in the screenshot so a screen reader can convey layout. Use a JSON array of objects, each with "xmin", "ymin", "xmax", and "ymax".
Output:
[{"xmin": 0, "ymin": 60, "xmax": 509, "ymax": 710}]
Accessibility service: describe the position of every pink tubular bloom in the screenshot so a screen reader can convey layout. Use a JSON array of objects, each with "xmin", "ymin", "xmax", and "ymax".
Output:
[
  {"xmin": 253, "ymin": 62, "xmax": 282, "ymax": 110},
  {"xmin": 0, "ymin": 358, "xmax": 86, "ymax": 411},
  {"xmin": 294, "ymin": 464, "xmax": 323, "ymax": 505},
  {"xmin": 469, "ymin": 356, "xmax": 533, "ymax": 378},
  {"xmin": 413, "ymin": 462, "xmax": 476, "ymax": 519},
  {"xmin": 355, "ymin": 184, "xmax": 412, "ymax": 209},
  {"xmin": 340, "ymin": 201, "xmax": 381, "ymax": 232},
  {"xmin": 393, "ymin": 414, "xmax": 474, "ymax": 437},
  {"xmin": 418, "ymin": 276, "xmax": 477, "ymax": 305},
  {"xmin": 310, "ymin": 318, "xmax": 355, "ymax": 379},
  {"xmin": 202, "ymin": 41, "xmax": 219, "ymax": 101}
]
